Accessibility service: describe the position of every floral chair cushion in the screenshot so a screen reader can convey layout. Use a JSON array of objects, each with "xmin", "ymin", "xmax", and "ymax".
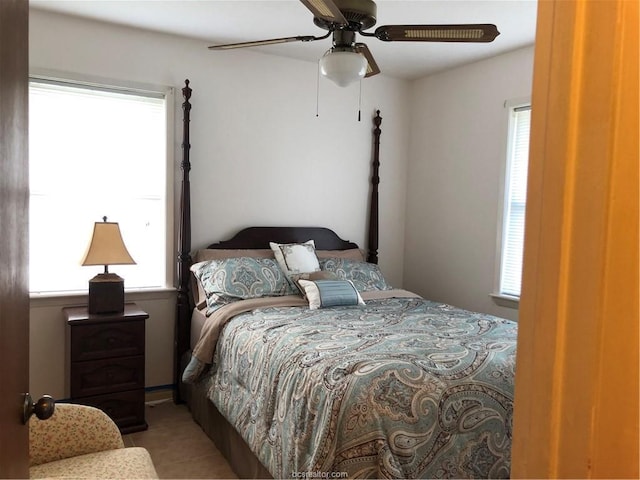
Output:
[{"xmin": 30, "ymin": 447, "xmax": 157, "ymax": 479}]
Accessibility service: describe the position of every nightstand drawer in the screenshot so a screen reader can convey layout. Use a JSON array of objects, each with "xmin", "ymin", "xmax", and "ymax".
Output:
[
  {"xmin": 70, "ymin": 320, "xmax": 145, "ymax": 362},
  {"xmin": 71, "ymin": 355, "xmax": 144, "ymax": 398},
  {"xmin": 74, "ymin": 390, "xmax": 147, "ymax": 434}
]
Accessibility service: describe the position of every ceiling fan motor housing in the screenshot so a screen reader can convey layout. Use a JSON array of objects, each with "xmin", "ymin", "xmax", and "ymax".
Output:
[
  {"xmin": 332, "ymin": 29, "xmax": 357, "ymax": 48},
  {"xmin": 313, "ymin": 0, "xmax": 377, "ymax": 31}
]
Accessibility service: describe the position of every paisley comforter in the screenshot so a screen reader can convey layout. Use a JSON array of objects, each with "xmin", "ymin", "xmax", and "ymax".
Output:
[{"xmin": 195, "ymin": 291, "xmax": 517, "ymax": 479}]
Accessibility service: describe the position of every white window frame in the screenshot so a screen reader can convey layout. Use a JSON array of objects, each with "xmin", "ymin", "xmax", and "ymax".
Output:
[
  {"xmin": 492, "ymin": 97, "xmax": 531, "ymax": 308},
  {"xmin": 28, "ymin": 70, "xmax": 175, "ymax": 298}
]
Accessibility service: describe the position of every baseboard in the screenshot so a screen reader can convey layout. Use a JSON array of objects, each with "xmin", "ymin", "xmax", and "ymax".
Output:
[{"xmin": 144, "ymin": 384, "xmax": 174, "ymax": 405}]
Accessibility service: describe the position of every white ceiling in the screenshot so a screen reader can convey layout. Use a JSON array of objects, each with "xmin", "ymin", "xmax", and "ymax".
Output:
[{"xmin": 30, "ymin": 0, "xmax": 538, "ymax": 80}]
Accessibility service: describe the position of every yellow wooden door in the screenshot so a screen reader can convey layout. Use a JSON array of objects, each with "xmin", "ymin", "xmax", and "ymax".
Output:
[{"xmin": 512, "ymin": 0, "xmax": 639, "ymax": 478}]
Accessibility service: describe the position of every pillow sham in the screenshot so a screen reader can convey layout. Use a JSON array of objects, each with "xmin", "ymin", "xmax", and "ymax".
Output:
[
  {"xmin": 319, "ymin": 258, "xmax": 392, "ymax": 292},
  {"xmin": 270, "ymin": 240, "xmax": 320, "ymax": 276},
  {"xmin": 297, "ymin": 279, "xmax": 365, "ymax": 310},
  {"xmin": 190, "ymin": 248, "xmax": 365, "ymax": 307},
  {"xmin": 191, "ymin": 257, "xmax": 297, "ymax": 313}
]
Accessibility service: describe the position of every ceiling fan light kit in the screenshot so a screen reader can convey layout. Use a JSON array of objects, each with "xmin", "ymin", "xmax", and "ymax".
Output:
[
  {"xmin": 208, "ymin": 0, "xmax": 500, "ymax": 87},
  {"xmin": 320, "ymin": 49, "xmax": 368, "ymax": 87}
]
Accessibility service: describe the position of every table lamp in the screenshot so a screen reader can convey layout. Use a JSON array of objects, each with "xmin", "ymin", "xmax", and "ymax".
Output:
[{"xmin": 81, "ymin": 216, "xmax": 136, "ymax": 314}]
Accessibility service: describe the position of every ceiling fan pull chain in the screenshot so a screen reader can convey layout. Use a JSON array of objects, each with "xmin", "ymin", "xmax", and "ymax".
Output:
[
  {"xmin": 358, "ymin": 80, "xmax": 362, "ymax": 122},
  {"xmin": 316, "ymin": 59, "xmax": 321, "ymax": 117}
]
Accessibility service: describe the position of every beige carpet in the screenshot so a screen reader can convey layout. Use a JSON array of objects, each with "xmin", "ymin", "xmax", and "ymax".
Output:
[{"xmin": 123, "ymin": 401, "xmax": 237, "ymax": 479}]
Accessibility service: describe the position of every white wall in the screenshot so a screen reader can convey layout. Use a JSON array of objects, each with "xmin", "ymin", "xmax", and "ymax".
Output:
[
  {"xmin": 28, "ymin": 9, "xmax": 411, "ymax": 399},
  {"xmin": 404, "ymin": 46, "xmax": 535, "ymax": 321}
]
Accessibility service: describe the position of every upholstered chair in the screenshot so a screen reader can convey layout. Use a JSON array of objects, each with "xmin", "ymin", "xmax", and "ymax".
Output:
[{"xmin": 29, "ymin": 403, "xmax": 157, "ymax": 479}]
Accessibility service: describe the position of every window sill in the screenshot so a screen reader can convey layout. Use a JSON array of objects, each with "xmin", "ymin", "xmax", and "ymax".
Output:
[
  {"xmin": 30, "ymin": 287, "xmax": 176, "ymax": 308},
  {"xmin": 490, "ymin": 293, "xmax": 520, "ymax": 309}
]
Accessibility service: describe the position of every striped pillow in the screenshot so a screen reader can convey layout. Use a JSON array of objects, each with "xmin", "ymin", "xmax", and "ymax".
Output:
[{"xmin": 297, "ymin": 279, "xmax": 365, "ymax": 310}]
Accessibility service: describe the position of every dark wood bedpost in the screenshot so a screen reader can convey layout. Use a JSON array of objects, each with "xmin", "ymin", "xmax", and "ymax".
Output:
[
  {"xmin": 174, "ymin": 79, "xmax": 192, "ymax": 404},
  {"xmin": 367, "ymin": 110, "xmax": 382, "ymax": 264}
]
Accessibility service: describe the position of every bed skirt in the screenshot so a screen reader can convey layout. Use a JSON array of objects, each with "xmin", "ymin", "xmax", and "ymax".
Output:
[{"xmin": 182, "ymin": 366, "xmax": 272, "ymax": 478}]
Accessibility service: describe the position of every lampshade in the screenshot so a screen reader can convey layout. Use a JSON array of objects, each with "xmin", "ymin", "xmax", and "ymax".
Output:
[
  {"xmin": 319, "ymin": 50, "xmax": 368, "ymax": 87},
  {"xmin": 81, "ymin": 220, "xmax": 136, "ymax": 267}
]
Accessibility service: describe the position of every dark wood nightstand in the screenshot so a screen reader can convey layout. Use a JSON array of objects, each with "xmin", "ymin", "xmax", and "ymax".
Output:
[{"xmin": 64, "ymin": 303, "xmax": 149, "ymax": 433}]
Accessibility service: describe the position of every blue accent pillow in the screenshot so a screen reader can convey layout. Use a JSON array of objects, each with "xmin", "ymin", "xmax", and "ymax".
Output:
[
  {"xmin": 297, "ymin": 279, "xmax": 365, "ymax": 310},
  {"xmin": 191, "ymin": 257, "xmax": 297, "ymax": 313},
  {"xmin": 319, "ymin": 258, "xmax": 392, "ymax": 292}
]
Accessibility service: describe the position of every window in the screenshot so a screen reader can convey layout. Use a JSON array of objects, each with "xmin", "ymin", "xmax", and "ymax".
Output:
[
  {"xmin": 29, "ymin": 77, "xmax": 172, "ymax": 294},
  {"xmin": 498, "ymin": 102, "xmax": 531, "ymax": 298}
]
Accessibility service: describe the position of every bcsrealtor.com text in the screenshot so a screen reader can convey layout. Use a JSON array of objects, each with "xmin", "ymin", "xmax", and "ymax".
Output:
[{"xmin": 291, "ymin": 471, "xmax": 348, "ymax": 479}]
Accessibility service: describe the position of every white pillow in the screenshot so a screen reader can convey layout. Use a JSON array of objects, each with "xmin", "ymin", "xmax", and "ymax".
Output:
[
  {"xmin": 297, "ymin": 279, "xmax": 365, "ymax": 310},
  {"xmin": 269, "ymin": 240, "xmax": 320, "ymax": 276}
]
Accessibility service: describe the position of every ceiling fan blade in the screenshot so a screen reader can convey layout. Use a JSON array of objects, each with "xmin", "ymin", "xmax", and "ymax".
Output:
[
  {"xmin": 374, "ymin": 24, "xmax": 500, "ymax": 43},
  {"xmin": 300, "ymin": 0, "xmax": 348, "ymax": 26},
  {"xmin": 355, "ymin": 43, "xmax": 380, "ymax": 78},
  {"xmin": 208, "ymin": 35, "xmax": 321, "ymax": 50}
]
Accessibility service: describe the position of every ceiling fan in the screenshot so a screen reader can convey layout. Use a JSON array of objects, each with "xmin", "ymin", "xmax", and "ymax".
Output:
[{"xmin": 208, "ymin": 0, "xmax": 500, "ymax": 87}]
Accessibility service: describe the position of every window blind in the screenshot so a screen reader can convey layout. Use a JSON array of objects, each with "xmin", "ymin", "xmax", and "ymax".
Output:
[
  {"xmin": 29, "ymin": 79, "xmax": 168, "ymax": 293},
  {"xmin": 500, "ymin": 105, "xmax": 531, "ymax": 297}
]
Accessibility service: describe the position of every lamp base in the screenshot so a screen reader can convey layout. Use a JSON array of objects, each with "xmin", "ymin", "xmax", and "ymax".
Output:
[{"xmin": 88, "ymin": 273, "xmax": 125, "ymax": 314}]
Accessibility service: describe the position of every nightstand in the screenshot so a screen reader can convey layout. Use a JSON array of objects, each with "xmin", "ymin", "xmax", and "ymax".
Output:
[{"xmin": 64, "ymin": 303, "xmax": 148, "ymax": 433}]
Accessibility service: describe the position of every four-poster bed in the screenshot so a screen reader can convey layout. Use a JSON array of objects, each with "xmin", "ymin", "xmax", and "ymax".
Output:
[{"xmin": 173, "ymin": 80, "xmax": 517, "ymax": 479}]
